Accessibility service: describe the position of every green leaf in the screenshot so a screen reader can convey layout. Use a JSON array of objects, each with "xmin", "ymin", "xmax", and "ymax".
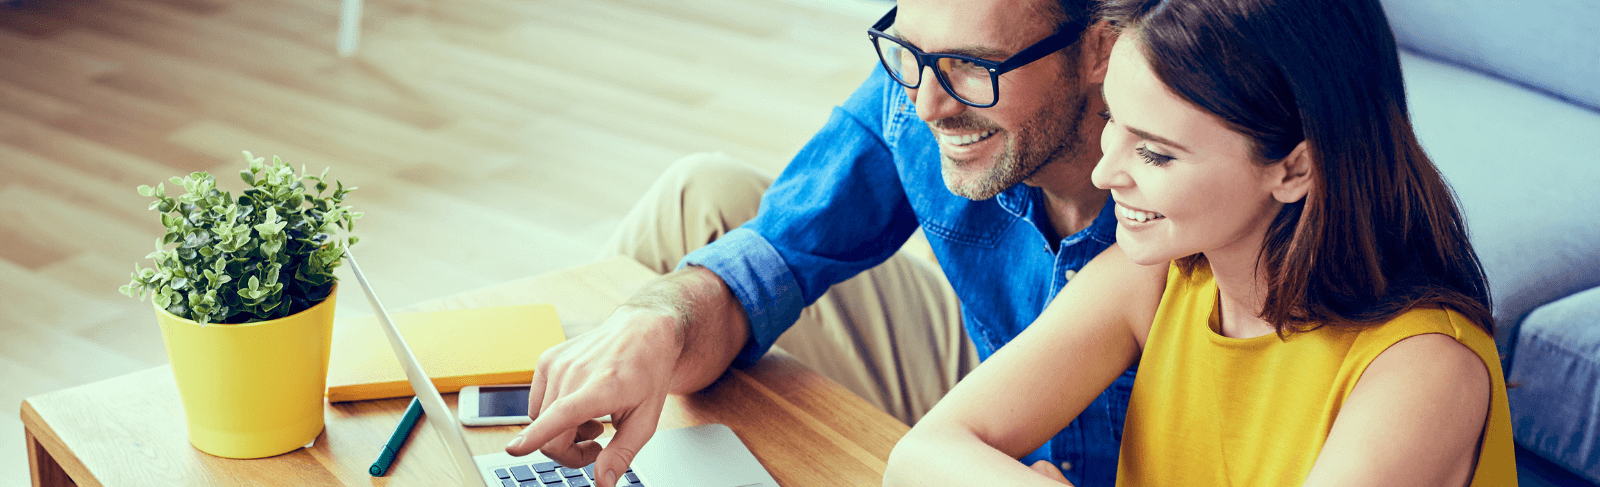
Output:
[
  {"xmin": 153, "ymin": 290, "xmax": 171, "ymax": 309},
  {"xmin": 254, "ymin": 220, "xmax": 286, "ymax": 236},
  {"xmin": 246, "ymin": 151, "xmax": 264, "ymax": 173},
  {"xmin": 248, "ymin": 275, "xmax": 260, "ymax": 290}
]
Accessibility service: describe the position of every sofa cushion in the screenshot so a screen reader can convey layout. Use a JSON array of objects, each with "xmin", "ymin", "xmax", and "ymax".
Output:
[
  {"xmin": 1383, "ymin": 0, "xmax": 1600, "ymax": 111},
  {"xmin": 1400, "ymin": 52, "xmax": 1600, "ymax": 359},
  {"xmin": 1507, "ymin": 285, "xmax": 1600, "ymax": 484}
]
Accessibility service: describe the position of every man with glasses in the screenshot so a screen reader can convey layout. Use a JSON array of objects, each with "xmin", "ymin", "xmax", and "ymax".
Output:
[{"xmin": 506, "ymin": 0, "xmax": 1127, "ymax": 485}]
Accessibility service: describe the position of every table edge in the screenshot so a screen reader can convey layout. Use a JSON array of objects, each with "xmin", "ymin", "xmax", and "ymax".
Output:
[{"xmin": 22, "ymin": 398, "xmax": 101, "ymax": 487}]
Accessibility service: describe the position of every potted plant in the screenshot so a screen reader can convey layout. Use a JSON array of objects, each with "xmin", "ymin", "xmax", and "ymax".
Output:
[{"xmin": 120, "ymin": 151, "xmax": 361, "ymax": 459}]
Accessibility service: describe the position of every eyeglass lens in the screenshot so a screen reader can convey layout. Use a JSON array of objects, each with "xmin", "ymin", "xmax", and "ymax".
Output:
[{"xmin": 875, "ymin": 37, "xmax": 997, "ymax": 106}]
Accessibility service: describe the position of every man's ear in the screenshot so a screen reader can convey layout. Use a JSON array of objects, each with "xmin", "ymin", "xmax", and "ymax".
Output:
[
  {"xmin": 1271, "ymin": 141, "xmax": 1315, "ymax": 204},
  {"xmin": 1082, "ymin": 21, "xmax": 1118, "ymax": 84}
]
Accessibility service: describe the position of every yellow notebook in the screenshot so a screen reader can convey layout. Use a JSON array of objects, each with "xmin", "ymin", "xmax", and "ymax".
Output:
[{"xmin": 325, "ymin": 304, "xmax": 566, "ymax": 403}]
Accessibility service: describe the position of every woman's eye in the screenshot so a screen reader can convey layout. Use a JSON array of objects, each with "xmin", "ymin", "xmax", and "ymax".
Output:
[
  {"xmin": 1097, "ymin": 110, "xmax": 1112, "ymax": 122},
  {"xmin": 1135, "ymin": 146, "xmax": 1174, "ymax": 166}
]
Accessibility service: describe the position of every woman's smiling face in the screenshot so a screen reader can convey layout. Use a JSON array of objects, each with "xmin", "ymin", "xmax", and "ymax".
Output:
[{"xmin": 1091, "ymin": 33, "xmax": 1293, "ymax": 267}]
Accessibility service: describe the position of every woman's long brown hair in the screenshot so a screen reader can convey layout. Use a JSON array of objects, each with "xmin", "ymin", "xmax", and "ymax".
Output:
[{"xmin": 1098, "ymin": 0, "xmax": 1495, "ymax": 335}]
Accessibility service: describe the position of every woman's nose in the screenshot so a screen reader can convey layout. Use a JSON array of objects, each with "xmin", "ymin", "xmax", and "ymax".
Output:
[{"xmin": 1091, "ymin": 145, "xmax": 1132, "ymax": 190}]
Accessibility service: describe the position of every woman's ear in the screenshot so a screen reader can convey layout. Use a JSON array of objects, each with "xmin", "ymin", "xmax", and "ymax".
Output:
[
  {"xmin": 1083, "ymin": 21, "xmax": 1118, "ymax": 84},
  {"xmin": 1271, "ymin": 141, "xmax": 1314, "ymax": 204}
]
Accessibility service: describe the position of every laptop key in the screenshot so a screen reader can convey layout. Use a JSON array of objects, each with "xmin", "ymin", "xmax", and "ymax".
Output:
[
  {"xmin": 560, "ymin": 466, "xmax": 585, "ymax": 478},
  {"xmin": 496, "ymin": 468, "xmax": 512, "ymax": 479},
  {"xmin": 583, "ymin": 465, "xmax": 596, "ymax": 479},
  {"xmin": 534, "ymin": 461, "xmax": 559, "ymax": 473},
  {"xmin": 624, "ymin": 472, "xmax": 640, "ymax": 484},
  {"xmin": 568, "ymin": 477, "xmax": 592, "ymax": 487},
  {"xmin": 500, "ymin": 479, "xmax": 518, "ymax": 487},
  {"xmin": 510, "ymin": 465, "xmax": 538, "ymax": 482},
  {"xmin": 539, "ymin": 470, "xmax": 564, "ymax": 483}
]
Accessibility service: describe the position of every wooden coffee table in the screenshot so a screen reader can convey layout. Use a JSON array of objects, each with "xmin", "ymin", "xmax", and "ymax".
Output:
[{"xmin": 22, "ymin": 257, "xmax": 909, "ymax": 486}]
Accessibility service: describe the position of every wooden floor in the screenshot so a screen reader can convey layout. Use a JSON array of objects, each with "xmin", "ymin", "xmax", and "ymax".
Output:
[{"xmin": 0, "ymin": 0, "xmax": 880, "ymax": 482}]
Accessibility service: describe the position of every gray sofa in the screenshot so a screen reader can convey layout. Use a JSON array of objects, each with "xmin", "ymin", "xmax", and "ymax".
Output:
[{"xmin": 1382, "ymin": 0, "xmax": 1600, "ymax": 484}]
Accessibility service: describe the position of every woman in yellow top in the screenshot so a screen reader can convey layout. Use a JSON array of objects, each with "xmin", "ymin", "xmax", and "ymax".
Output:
[{"xmin": 883, "ymin": 0, "xmax": 1517, "ymax": 485}]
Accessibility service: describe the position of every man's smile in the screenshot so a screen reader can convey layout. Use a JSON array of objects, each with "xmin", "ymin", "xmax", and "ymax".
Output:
[{"xmin": 935, "ymin": 129, "xmax": 999, "ymax": 146}]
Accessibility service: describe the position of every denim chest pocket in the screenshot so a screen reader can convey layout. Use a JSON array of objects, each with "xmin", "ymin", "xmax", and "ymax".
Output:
[
  {"xmin": 921, "ymin": 215, "xmax": 1014, "ymax": 248},
  {"xmin": 911, "ymin": 192, "xmax": 1018, "ymax": 249}
]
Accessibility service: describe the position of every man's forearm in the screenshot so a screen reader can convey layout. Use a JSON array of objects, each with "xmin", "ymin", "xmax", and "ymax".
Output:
[{"xmin": 620, "ymin": 265, "xmax": 751, "ymax": 394}]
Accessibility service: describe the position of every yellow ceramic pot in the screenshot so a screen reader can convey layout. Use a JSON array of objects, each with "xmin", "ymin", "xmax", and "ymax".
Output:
[{"xmin": 154, "ymin": 286, "xmax": 337, "ymax": 459}]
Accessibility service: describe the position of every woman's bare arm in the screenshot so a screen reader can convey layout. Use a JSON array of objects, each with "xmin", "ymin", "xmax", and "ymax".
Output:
[
  {"xmin": 1302, "ymin": 333, "xmax": 1491, "ymax": 487},
  {"xmin": 883, "ymin": 245, "xmax": 1167, "ymax": 486}
]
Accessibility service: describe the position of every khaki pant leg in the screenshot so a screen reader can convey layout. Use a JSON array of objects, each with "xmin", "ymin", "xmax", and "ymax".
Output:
[
  {"xmin": 598, "ymin": 152, "xmax": 979, "ymax": 426},
  {"xmin": 598, "ymin": 152, "xmax": 774, "ymax": 273}
]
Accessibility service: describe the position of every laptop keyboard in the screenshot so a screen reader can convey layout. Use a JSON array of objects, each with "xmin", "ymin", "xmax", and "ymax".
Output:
[{"xmin": 496, "ymin": 461, "xmax": 645, "ymax": 487}]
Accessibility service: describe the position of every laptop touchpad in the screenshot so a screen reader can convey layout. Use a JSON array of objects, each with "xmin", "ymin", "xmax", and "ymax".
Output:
[{"xmin": 632, "ymin": 424, "xmax": 778, "ymax": 487}]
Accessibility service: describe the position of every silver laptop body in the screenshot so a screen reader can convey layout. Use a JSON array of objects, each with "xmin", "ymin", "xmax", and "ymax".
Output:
[{"xmin": 344, "ymin": 251, "xmax": 778, "ymax": 487}]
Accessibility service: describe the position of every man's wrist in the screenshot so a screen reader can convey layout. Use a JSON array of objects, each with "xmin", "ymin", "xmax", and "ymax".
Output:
[
  {"xmin": 614, "ymin": 298, "xmax": 690, "ymax": 356},
  {"xmin": 616, "ymin": 268, "xmax": 721, "ymax": 357}
]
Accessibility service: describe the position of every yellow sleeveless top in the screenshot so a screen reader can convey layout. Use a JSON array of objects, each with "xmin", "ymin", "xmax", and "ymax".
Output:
[{"xmin": 1115, "ymin": 263, "xmax": 1517, "ymax": 486}]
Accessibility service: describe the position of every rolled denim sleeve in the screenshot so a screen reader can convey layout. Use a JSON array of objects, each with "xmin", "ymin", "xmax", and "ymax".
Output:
[
  {"xmin": 679, "ymin": 228, "xmax": 805, "ymax": 367},
  {"xmin": 680, "ymin": 68, "xmax": 919, "ymax": 367}
]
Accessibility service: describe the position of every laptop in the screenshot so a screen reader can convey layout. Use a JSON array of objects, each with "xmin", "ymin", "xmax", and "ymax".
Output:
[{"xmin": 344, "ymin": 251, "xmax": 780, "ymax": 487}]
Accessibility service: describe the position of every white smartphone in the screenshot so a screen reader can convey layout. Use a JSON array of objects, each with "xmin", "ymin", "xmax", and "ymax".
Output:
[
  {"xmin": 458, "ymin": 384, "xmax": 534, "ymax": 426},
  {"xmin": 458, "ymin": 384, "xmax": 615, "ymax": 426}
]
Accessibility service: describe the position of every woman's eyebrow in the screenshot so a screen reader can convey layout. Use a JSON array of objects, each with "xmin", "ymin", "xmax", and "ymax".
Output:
[
  {"xmin": 1126, "ymin": 126, "xmax": 1192, "ymax": 154},
  {"xmin": 1101, "ymin": 85, "xmax": 1194, "ymax": 154}
]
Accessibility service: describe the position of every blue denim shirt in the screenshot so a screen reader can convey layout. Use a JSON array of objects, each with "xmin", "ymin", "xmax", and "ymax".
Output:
[{"xmin": 681, "ymin": 67, "xmax": 1135, "ymax": 487}]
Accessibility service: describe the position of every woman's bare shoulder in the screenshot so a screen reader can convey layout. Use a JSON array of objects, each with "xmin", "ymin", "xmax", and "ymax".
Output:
[{"xmin": 1071, "ymin": 244, "xmax": 1169, "ymax": 346}]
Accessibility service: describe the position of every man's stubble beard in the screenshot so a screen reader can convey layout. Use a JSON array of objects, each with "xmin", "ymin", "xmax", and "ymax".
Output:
[{"xmin": 940, "ymin": 68, "xmax": 1091, "ymax": 201}]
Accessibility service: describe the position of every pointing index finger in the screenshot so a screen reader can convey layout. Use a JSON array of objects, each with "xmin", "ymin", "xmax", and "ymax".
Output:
[{"xmin": 505, "ymin": 396, "xmax": 594, "ymax": 457}]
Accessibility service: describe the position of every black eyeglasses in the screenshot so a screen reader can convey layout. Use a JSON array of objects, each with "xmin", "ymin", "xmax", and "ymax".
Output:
[{"xmin": 867, "ymin": 7, "xmax": 1089, "ymax": 108}]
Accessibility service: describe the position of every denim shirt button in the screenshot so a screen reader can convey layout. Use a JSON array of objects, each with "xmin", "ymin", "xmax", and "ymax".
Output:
[
  {"xmin": 1060, "ymin": 461, "xmax": 1073, "ymax": 471},
  {"xmin": 1063, "ymin": 269, "xmax": 1077, "ymax": 281}
]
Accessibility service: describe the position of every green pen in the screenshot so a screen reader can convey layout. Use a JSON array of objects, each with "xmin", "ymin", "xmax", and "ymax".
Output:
[{"xmin": 370, "ymin": 397, "xmax": 424, "ymax": 477}]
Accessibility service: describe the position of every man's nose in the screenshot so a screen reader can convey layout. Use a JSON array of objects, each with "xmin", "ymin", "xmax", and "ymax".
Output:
[{"xmin": 910, "ymin": 67, "xmax": 965, "ymax": 123}]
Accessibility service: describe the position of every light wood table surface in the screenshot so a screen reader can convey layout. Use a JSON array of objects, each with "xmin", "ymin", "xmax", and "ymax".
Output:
[{"xmin": 22, "ymin": 256, "xmax": 910, "ymax": 486}]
